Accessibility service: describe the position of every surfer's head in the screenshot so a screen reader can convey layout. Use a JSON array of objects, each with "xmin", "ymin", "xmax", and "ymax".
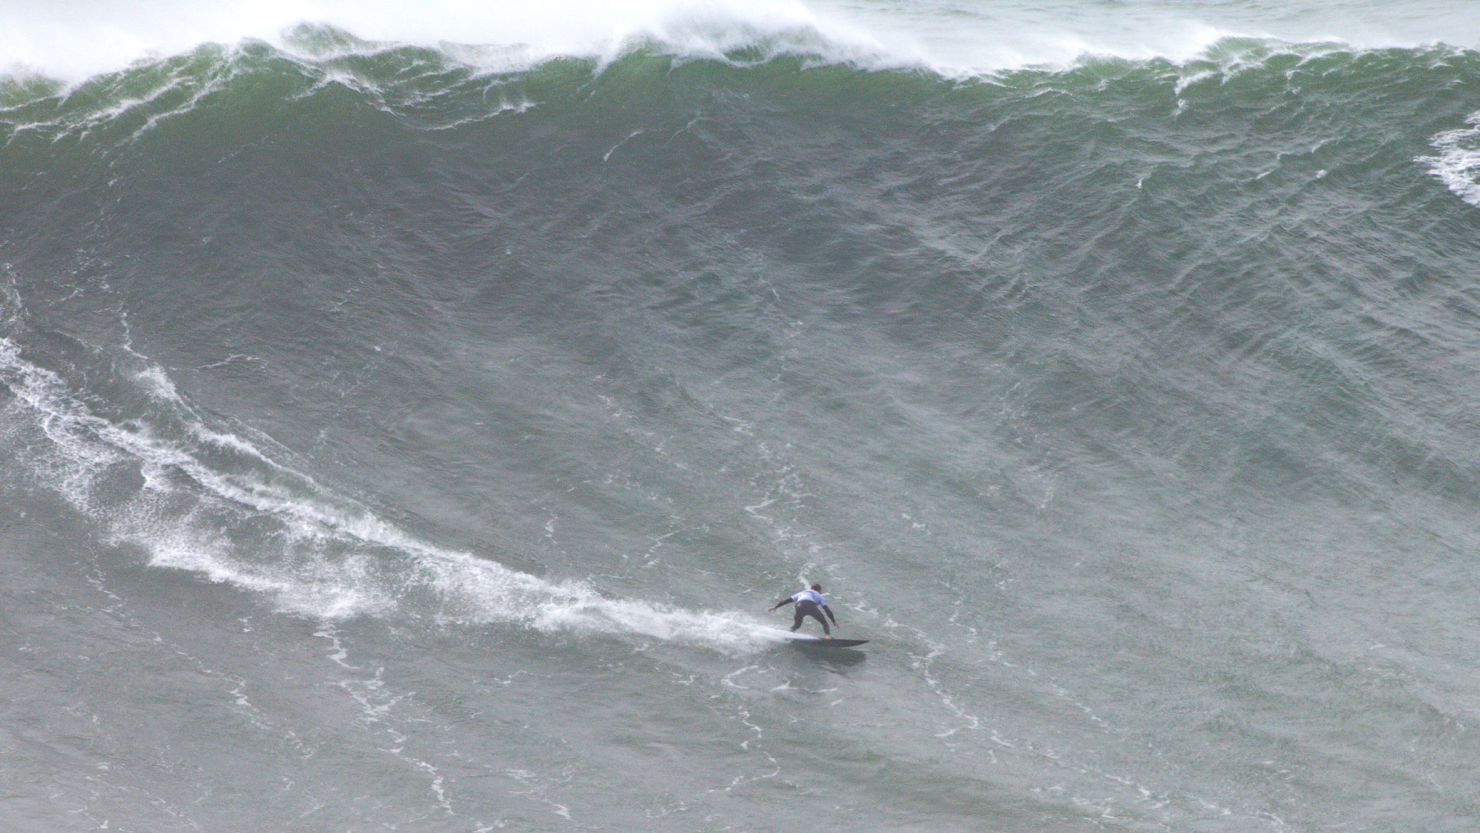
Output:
[{"xmin": 811, "ymin": 583, "xmax": 822, "ymax": 592}]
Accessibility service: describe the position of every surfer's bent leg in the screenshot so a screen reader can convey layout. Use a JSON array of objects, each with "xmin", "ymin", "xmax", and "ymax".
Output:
[
  {"xmin": 810, "ymin": 608, "xmax": 831, "ymax": 635},
  {"xmin": 794, "ymin": 600, "xmax": 830, "ymax": 635}
]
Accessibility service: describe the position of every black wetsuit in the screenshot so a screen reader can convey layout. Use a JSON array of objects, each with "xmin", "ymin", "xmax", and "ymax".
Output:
[{"xmin": 773, "ymin": 592, "xmax": 837, "ymax": 635}]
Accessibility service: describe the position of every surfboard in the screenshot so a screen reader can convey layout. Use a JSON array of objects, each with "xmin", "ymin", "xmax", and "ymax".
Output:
[{"xmin": 787, "ymin": 637, "xmax": 868, "ymax": 648}]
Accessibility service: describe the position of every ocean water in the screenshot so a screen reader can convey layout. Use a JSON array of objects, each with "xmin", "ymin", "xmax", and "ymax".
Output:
[{"xmin": 3, "ymin": 2, "xmax": 1480, "ymax": 830}]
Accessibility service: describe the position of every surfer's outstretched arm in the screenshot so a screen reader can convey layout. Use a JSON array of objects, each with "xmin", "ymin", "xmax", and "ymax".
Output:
[
  {"xmin": 822, "ymin": 604, "xmax": 837, "ymax": 626},
  {"xmin": 768, "ymin": 597, "xmax": 795, "ymax": 612}
]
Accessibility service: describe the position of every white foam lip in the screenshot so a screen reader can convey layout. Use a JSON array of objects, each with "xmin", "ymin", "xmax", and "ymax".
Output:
[
  {"xmin": 0, "ymin": 0, "xmax": 877, "ymax": 82},
  {"xmin": 3, "ymin": 0, "xmax": 1477, "ymax": 84}
]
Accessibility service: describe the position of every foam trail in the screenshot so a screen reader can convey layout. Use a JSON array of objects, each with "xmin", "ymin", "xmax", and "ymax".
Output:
[
  {"xmin": 0, "ymin": 328, "xmax": 785, "ymax": 654},
  {"xmin": 3, "ymin": 0, "xmax": 1478, "ymax": 83}
]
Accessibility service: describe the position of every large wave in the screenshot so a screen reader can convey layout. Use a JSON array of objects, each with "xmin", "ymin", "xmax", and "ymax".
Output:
[
  {"xmin": 3, "ymin": 3, "xmax": 1478, "ymax": 660},
  {"xmin": 6, "ymin": 23, "xmax": 1479, "ymax": 220}
]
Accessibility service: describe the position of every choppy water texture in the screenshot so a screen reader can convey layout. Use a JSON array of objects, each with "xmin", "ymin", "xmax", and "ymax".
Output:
[{"xmin": 4, "ymin": 2, "xmax": 1480, "ymax": 831}]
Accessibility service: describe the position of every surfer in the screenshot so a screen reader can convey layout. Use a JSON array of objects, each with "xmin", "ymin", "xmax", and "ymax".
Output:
[{"xmin": 768, "ymin": 583, "xmax": 838, "ymax": 638}]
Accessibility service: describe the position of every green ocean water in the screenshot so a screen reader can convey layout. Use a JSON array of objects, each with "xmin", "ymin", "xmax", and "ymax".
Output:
[{"xmin": 4, "ymin": 10, "xmax": 1480, "ymax": 832}]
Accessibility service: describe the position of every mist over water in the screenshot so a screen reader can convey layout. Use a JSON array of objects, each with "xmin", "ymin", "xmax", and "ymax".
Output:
[
  {"xmin": 5, "ymin": 2, "xmax": 1480, "ymax": 831},
  {"xmin": 4, "ymin": 0, "xmax": 1479, "ymax": 79}
]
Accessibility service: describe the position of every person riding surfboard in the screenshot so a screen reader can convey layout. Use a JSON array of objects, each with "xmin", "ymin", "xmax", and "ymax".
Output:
[{"xmin": 768, "ymin": 583, "xmax": 838, "ymax": 638}]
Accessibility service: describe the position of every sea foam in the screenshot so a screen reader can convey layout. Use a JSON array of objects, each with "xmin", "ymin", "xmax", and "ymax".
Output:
[
  {"xmin": 0, "ymin": 326, "xmax": 787, "ymax": 654},
  {"xmin": 1421, "ymin": 112, "xmax": 1480, "ymax": 208},
  {"xmin": 3, "ymin": 0, "xmax": 1476, "ymax": 83}
]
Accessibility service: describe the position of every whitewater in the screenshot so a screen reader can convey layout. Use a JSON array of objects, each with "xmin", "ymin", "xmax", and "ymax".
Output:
[
  {"xmin": 3, "ymin": 0, "xmax": 1479, "ymax": 80},
  {"xmin": 4, "ymin": 1, "xmax": 1480, "ymax": 831}
]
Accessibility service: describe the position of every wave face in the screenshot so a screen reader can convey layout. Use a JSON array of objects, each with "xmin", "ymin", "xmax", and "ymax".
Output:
[{"xmin": 5, "ymin": 7, "xmax": 1480, "ymax": 833}]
